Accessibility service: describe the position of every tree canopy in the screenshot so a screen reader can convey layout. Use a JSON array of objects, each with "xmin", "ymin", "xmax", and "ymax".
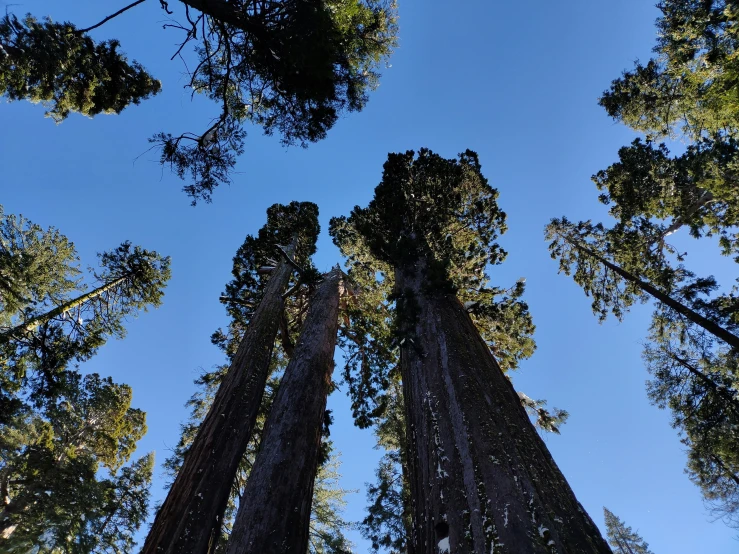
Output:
[{"xmin": 1, "ymin": 1, "xmax": 397, "ymax": 203}]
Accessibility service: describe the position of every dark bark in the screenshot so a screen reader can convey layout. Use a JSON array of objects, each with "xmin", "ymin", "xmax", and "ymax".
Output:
[
  {"xmin": 141, "ymin": 243, "xmax": 296, "ymax": 554},
  {"xmin": 394, "ymin": 254, "xmax": 610, "ymax": 554},
  {"xmin": 224, "ymin": 268, "xmax": 342, "ymax": 554},
  {"xmin": 573, "ymin": 240, "xmax": 739, "ymax": 351}
]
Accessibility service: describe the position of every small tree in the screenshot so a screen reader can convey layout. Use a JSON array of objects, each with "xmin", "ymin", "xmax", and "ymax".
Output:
[{"xmin": 603, "ymin": 508, "xmax": 654, "ymax": 554}]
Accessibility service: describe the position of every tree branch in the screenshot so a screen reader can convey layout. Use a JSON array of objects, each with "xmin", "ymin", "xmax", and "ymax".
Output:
[{"xmin": 77, "ymin": 0, "xmax": 148, "ymax": 34}]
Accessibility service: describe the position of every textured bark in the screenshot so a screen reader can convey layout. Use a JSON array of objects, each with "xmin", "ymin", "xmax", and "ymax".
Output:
[
  {"xmin": 141, "ymin": 244, "xmax": 296, "ymax": 554},
  {"xmin": 225, "ymin": 268, "xmax": 342, "ymax": 554},
  {"xmin": 395, "ymin": 256, "xmax": 610, "ymax": 554}
]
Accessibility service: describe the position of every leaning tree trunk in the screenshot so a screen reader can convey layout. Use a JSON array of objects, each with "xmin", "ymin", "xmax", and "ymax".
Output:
[
  {"xmin": 573, "ymin": 239, "xmax": 739, "ymax": 351},
  {"xmin": 394, "ymin": 254, "xmax": 611, "ymax": 554},
  {"xmin": 225, "ymin": 268, "xmax": 342, "ymax": 554},
  {"xmin": 141, "ymin": 243, "xmax": 297, "ymax": 554},
  {"xmin": 0, "ymin": 274, "xmax": 129, "ymax": 339}
]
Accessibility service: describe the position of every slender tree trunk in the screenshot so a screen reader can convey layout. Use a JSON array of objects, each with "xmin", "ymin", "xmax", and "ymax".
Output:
[
  {"xmin": 613, "ymin": 533, "xmax": 636, "ymax": 554},
  {"xmin": 0, "ymin": 275, "xmax": 129, "ymax": 339},
  {"xmin": 394, "ymin": 253, "xmax": 610, "ymax": 553},
  {"xmin": 666, "ymin": 351, "xmax": 739, "ymax": 416},
  {"xmin": 661, "ymin": 190, "xmax": 715, "ymax": 239},
  {"xmin": 572, "ymin": 240, "xmax": 739, "ymax": 350},
  {"xmin": 141, "ymin": 242, "xmax": 297, "ymax": 554},
  {"xmin": 224, "ymin": 268, "xmax": 342, "ymax": 554}
]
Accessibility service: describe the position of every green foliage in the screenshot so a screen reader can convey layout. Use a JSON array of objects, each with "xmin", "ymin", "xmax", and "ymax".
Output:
[
  {"xmin": 602, "ymin": 508, "xmax": 653, "ymax": 554},
  {"xmin": 332, "ymin": 149, "xmax": 508, "ymax": 284},
  {"xmin": 597, "ymin": 1, "xmax": 739, "ymax": 263},
  {"xmin": 517, "ymin": 391, "xmax": 569, "ymax": 435},
  {"xmin": 359, "ymin": 380, "xmax": 410, "ymax": 554},
  {"xmin": 546, "ymin": 217, "xmax": 682, "ymax": 321},
  {"xmin": 0, "ymin": 233, "xmax": 170, "ymax": 419},
  {"xmin": 644, "ymin": 296, "xmax": 739, "ymax": 530},
  {"xmin": 0, "ymin": 206, "xmax": 80, "ymax": 329},
  {"xmin": 0, "ymin": 372, "xmax": 152, "ymax": 551},
  {"xmin": 600, "ymin": 1, "xmax": 739, "ymax": 140},
  {"xmin": 211, "ymin": 201, "xmax": 319, "ymax": 357},
  {"xmin": 331, "ymin": 149, "xmax": 537, "ymax": 429},
  {"xmin": 593, "ymin": 137, "xmax": 739, "ymax": 260},
  {"xmin": 0, "ymin": 14, "xmax": 161, "ymax": 122},
  {"xmin": 3, "ymin": 1, "xmax": 397, "ymax": 203},
  {"xmin": 154, "ymin": 0, "xmax": 398, "ymax": 202}
]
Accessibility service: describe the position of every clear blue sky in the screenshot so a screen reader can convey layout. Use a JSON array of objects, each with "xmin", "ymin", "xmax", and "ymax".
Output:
[{"xmin": 2, "ymin": 1, "xmax": 737, "ymax": 551}]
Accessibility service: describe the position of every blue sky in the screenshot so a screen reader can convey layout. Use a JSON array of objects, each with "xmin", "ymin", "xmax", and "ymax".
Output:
[{"xmin": 2, "ymin": 0, "xmax": 737, "ymax": 551}]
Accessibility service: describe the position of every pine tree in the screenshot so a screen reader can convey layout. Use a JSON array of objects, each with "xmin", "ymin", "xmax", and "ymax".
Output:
[
  {"xmin": 0, "ymin": 205, "xmax": 80, "ymax": 323},
  {"xmin": 331, "ymin": 149, "xmax": 610, "ymax": 553},
  {"xmin": 224, "ymin": 268, "xmax": 343, "ymax": 553},
  {"xmin": 603, "ymin": 508, "xmax": 653, "ymax": 554},
  {"xmin": 143, "ymin": 201, "xmax": 320, "ymax": 554},
  {"xmin": 0, "ymin": 371, "xmax": 153, "ymax": 551},
  {"xmin": 0, "ymin": 238, "xmax": 171, "ymax": 424},
  {"xmin": 597, "ymin": 1, "xmax": 739, "ymax": 260},
  {"xmin": 545, "ymin": 217, "xmax": 739, "ymax": 349},
  {"xmin": 2, "ymin": 1, "xmax": 397, "ymax": 203},
  {"xmin": 645, "ymin": 295, "xmax": 739, "ymax": 530},
  {"xmin": 0, "ymin": 13, "xmax": 161, "ymax": 121}
]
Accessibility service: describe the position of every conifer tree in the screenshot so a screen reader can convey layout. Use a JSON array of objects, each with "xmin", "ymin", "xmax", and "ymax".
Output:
[
  {"xmin": 0, "ymin": 239, "xmax": 171, "ymax": 424},
  {"xmin": 331, "ymin": 149, "xmax": 610, "ymax": 553},
  {"xmin": 225, "ymin": 268, "xmax": 343, "ymax": 553},
  {"xmin": 0, "ymin": 206, "xmax": 80, "ymax": 323},
  {"xmin": 2, "ymin": 1, "xmax": 397, "ymax": 203},
  {"xmin": 143, "ymin": 201, "xmax": 319, "ymax": 554},
  {"xmin": 0, "ymin": 371, "xmax": 153, "ymax": 551},
  {"xmin": 597, "ymin": 0, "xmax": 739, "ymax": 259},
  {"xmin": 545, "ymin": 217, "xmax": 739, "ymax": 349},
  {"xmin": 645, "ymin": 294, "xmax": 739, "ymax": 530},
  {"xmin": 603, "ymin": 508, "xmax": 653, "ymax": 554}
]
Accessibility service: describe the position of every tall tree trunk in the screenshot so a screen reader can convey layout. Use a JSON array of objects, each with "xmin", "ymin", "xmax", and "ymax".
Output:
[
  {"xmin": 225, "ymin": 268, "xmax": 342, "ymax": 554},
  {"xmin": 141, "ymin": 242, "xmax": 297, "ymax": 554},
  {"xmin": 572, "ymin": 239, "xmax": 739, "ymax": 350},
  {"xmin": 0, "ymin": 274, "xmax": 129, "ymax": 339},
  {"xmin": 394, "ymin": 254, "xmax": 610, "ymax": 554}
]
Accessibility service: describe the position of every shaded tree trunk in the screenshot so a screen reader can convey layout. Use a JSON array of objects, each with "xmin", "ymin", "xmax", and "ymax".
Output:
[
  {"xmin": 225, "ymin": 268, "xmax": 342, "ymax": 554},
  {"xmin": 141, "ymin": 243, "xmax": 297, "ymax": 554},
  {"xmin": 394, "ymin": 253, "xmax": 610, "ymax": 554}
]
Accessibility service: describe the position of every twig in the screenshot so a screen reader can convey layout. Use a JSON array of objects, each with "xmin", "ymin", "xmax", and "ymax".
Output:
[{"xmin": 77, "ymin": 0, "xmax": 148, "ymax": 34}]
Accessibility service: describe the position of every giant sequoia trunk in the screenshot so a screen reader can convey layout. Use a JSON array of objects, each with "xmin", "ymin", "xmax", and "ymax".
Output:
[
  {"xmin": 141, "ymin": 245, "xmax": 296, "ymax": 554},
  {"xmin": 225, "ymin": 268, "xmax": 342, "ymax": 554},
  {"xmin": 395, "ymin": 254, "xmax": 610, "ymax": 554}
]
